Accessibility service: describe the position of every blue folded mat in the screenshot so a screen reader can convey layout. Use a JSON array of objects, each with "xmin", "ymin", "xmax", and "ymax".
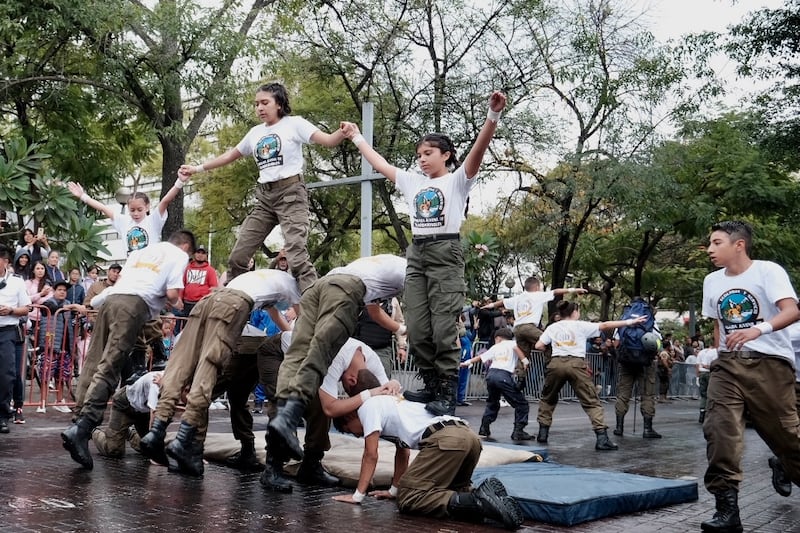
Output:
[{"xmin": 472, "ymin": 462, "xmax": 698, "ymax": 526}]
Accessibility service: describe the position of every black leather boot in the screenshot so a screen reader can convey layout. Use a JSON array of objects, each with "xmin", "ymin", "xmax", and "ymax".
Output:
[
  {"xmin": 296, "ymin": 451, "xmax": 340, "ymax": 487},
  {"xmin": 426, "ymin": 375, "xmax": 457, "ymax": 416},
  {"xmin": 260, "ymin": 455, "xmax": 293, "ymax": 493},
  {"xmin": 701, "ymin": 489, "xmax": 743, "ymax": 532},
  {"xmin": 642, "ymin": 416, "xmax": 662, "ymax": 439},
  {"xmin": 478, "ymin": 417, "xmax": 491, "ymax": 438},
  {"xmin": 536, "ymin": 425, "xmax": 549, "ymax": 444},
  {"xmin": 225, "ymin": 439, "xmax": 264, "ymax": 472},
  {"xmin": 266, "ymin": 397, "xmax": 306, "ymax": 461},
  {"xmin": 404, "ymin": 369, "xmax": 438, "ymax": 403},
  {"xmin": 61, "ymin": 417, "xmax": 96, "ymax": 469},
  {"xmin": 768, "ymin": 456, "xmax": 792, "ymax": 497},
  {"xmin": 594, "ymin": 428, "xmax": 618, "ymax": 451},
  {"xmin": 140, "ymin": 418, "xmax": 170, "ymax": 466},
  {"xmin": 446, "ymin": 478, "xmax": 523, "ymax": 529},
  {"xmin": 699, "ymin": 409, "xmax": 706, "ymax": 423},
  {"xmin": 613, "ymin": 414, "xmax": 624, "ymax": 436},
  {"xmin": 510, "ymin": 423, "xmax": 533, "ymax": 441},
  {"xmin": 165, "ymin": 421, "xmax": 204, "ymax": 477}
]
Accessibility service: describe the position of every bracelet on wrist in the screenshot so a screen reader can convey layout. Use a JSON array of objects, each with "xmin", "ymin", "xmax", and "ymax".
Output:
[
  {"xmin": 80, "ymin": 193, "xmax": 89, "ymax": 203},
  {"xmin": 352, "ymin": 134, "xmax": 365, "ymax": 146},
  {"xmin": 487, "ymin": 108, "xmax": 502, "ymax": 123},
  {"xmin": 173, "ymin": 179, "xmax": 186, "ymax": 189},
  {"xmin": 352, "ymin": 489, "xmax": 365, "ymax": 503},
  {"xmin": 360, "ymin": 389, "xmax": 371, "ymax": 402},
  {"xmin": 388, "ymin": 485, "xmax": 399, "ymax": 497}
]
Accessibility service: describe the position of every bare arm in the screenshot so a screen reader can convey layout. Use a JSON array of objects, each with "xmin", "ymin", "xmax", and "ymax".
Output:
[
  {"xmin": 340, "ymin": 122, "xmax": 399, "ymax": 182},
  {"xmin": 67, "ymin": 182, "xmax": 117, "ymax": 220},
  {"xmin": 462, "ymin": 91, "xmax": 507, "ymax": 178},
  {"xmin": 166, "ymin": 289, "xmax": 183, "ymax": 311},
  {"xmin": 178, "ymin": 147, "xmax": 244, "ymax": 177},
  {"xmin": 553, "ymin": 288, "xmax": 588, "ymax": 296},
  {"xmin": 333, "ymin": 431, "xmax": 380, "ymax": 504},
  {"xmin": 598, "ymin": 315, "xmax": 647, "ymax": 332},
  {"xmin": 310, "ymin": 128, "xmax": 347, "ymax": 148},
  {"xmin": 267, "ymin": 307, "xmax": 291, "ymax": 332},
  {"xmin": 366, "ymin": 303, "xmax": 405, "ymax": 335},
  {"xmin": 319, "ymin": 384, "xmax": 394, "ymax": 418}
]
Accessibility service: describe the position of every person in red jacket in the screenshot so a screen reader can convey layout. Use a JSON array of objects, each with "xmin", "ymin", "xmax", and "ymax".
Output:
[{"xmin": 177, "ymin": 247, "xmax": 219, "ymax": 333}]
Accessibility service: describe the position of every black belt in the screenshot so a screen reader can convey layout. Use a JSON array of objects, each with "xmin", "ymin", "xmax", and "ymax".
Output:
[
  {"xmin": 421, "ymin": 419, "xmax": 467, "ymax": 439},
  {"xmin": 718, "ymin": 350, "xmax": 769, "ymax": 359},
  {"xmin": 259, "ymin": 174, "xmax": 302, "ymax": 191},
  {"xmin": 412, "ymin": 233, "xmax": 460, "ymax": 245}
]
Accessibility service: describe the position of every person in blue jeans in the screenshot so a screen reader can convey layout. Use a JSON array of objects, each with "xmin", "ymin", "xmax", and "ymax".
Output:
[
  {"xmin": 460, "ymin": 328, "xmax": 532, "ymax": 441},
  {"xmin": 456, "ymin": 332, "xmax": 472, "ymax": 407}
]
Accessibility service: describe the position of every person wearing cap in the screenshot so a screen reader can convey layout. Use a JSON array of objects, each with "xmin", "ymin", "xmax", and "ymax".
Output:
[
  {"xmin": 139, "ymin": 268, "xmax": 301, "ymax": 477},
  {"xmin": 84, "ymin": 263, "xmax": 122, "ymax": 306},
  {"xmin": 176, "ymin": 246, "xmax": 219, "ymax": 334},
  {"xmin": 38, "ymin": 280, "xmax": 85, "ymax": 410}
]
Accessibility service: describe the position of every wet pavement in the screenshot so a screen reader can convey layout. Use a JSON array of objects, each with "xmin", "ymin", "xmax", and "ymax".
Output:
[{"xmin": 2, "ymin": 397, "xmax": 799, "ymax": 532}]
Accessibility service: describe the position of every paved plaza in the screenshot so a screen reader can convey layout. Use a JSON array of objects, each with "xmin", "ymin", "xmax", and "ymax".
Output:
[{"xmin": 1, "ymin": 397, "xmax": 799, "ymax": 532}]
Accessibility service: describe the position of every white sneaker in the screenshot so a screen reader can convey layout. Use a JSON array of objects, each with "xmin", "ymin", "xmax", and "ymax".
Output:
[
  {"xmin": 36, "ymin": 406, "xmax": 46, "ymax": 414},
  {"xmin": 53, "ymin": 405, "xmax": 72, "ymax": 413},
  {"xmin": 209, "ymin": 401, "xmax": 227, "ymax": 410},
  {"xmin": 500, "ymin": 399, "xmax": 510, "ymax": 407}
]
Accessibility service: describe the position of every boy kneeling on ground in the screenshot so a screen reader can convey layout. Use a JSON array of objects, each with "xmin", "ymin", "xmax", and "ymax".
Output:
[{"xmin": 332, "ymin": 370, "xmax": 524, "ymax": 530}]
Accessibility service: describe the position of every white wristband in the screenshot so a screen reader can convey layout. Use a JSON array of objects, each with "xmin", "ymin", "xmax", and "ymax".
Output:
[
  {"xmin": 626, "ymin": 319, "xmax": 634, "ymax": 326},
  {"xmin": 569, "ymin": 288, "xmax": 576, "ymax": 293},
  {"xmin": 195, "ymin": 164, "xmax": 206, "ymax": 173},
  {"xmin": 755, "ymin": 322, "xmax": 773, "ymax": 335},
  {"xmin": 80, "ymin": 193, "xmax": 89, "ymax": 203},
  {"xmin": 360, "ymin": 389, "xmax": 371, "ymax": 402},
  {"xmin": 395, "ymin": 324, "xmax": 406, "ymax": 336},
  {"xmin": 487, "ymin": 108, "xmax": 502, "ymax": 123},
  {"xmin": 352, "ymin": 134, "xmax": 365, "ymax": 146},
  {"xmin": 388, "ymin": 485, "xmax": 399, "ymax": 497},
  {"xmin": 352, "ymin": 489, "xmax": 365, "ymax": 503},
  {"xmin": 173, "ymin": 179, "xmax": 185, "ymax": 189}
]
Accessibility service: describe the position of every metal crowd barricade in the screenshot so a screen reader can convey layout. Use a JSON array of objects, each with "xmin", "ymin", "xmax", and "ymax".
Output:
[{"xmin": 667, "ymin": 361, "xmax": 699, "ymax": 399}]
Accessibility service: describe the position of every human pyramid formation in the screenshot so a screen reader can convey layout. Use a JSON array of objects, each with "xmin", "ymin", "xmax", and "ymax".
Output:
[{"xmin": 44, "ymin": 83, "xmax": 800, "ymax": 533}]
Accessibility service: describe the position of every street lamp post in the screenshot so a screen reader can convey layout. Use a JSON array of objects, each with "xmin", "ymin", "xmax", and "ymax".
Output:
[{"xmin": 115, "ymin": 187, "xmax": 132, "ymax": 214}]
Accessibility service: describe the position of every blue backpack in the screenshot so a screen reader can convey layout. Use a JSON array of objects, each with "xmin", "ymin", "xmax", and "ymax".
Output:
[{"xmin": 616, "ymin": 297, "xmax": 658, "ymax": 367}]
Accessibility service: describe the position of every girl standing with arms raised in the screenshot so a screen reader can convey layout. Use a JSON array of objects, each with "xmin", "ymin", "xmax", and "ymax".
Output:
[
  {"xmin": 67, "ymin": 175, "xmax": 188, "ymax": 254},
  {"xmin": 178, "ymin": 82, "xmax": 347, "ymax": 291},
  {"xmin": 341, "ymin": 91, "xmax": 507, "ymax": 416}
]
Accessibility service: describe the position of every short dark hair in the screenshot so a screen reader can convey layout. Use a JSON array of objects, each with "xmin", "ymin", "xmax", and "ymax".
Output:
[
  {"xmin": 168, "ymin": 230, "xmax": 196, "ymax": 253},
  {"xmin": 348, "ymin": 369, "xmax": 381, "ymax": 397},
  {"xmin": 524, "ymin": 277, "xmax": 541, "ymax": 291},
  {"xmin": 0, "ymin": 244, "xmax": 10, "ymax": 261},
  {"xmin": 711, "ymin": 220, "xmax": 752, "ymax": 255},
  {"xmin": 494, "ymin": 327, "xmax": 514, "ymax": 341},
  {"xmin": 555, "ymin": 300, "xmax": 578, "ymax": 319}
]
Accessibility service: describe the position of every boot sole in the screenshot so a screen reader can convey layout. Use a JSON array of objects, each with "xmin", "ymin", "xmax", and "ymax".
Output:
[
  {"xmin": 165, "ymin": 443, "xmax": 204, "ymax": 477},
  {"xmin": 61, "ymin": 432, "xmax": 94, "ymax": 470},
  {"xmin": 475, "ymin": 478, "xmax": 523, "ymax": 529},
  {"xmin": 768, "ymin": 457, "xmax": 792, "ymax": 497}
]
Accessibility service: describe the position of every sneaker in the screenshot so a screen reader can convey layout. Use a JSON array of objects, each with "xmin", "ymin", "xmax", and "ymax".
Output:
[
  {"xmin": 36, "ymin": 406, "xmax": 46, "ymax": 414},
  {"xmin": 13, "ymin": 409, "xmax": 25, "ymax": 424},
  {"xmin": 210, "ymin": 401, "xmax": 228, "ymax": 410},
  {"xmin": 53, "ymin": 405, "xmax": 72, "ymax": 413},
  {"xmin": 0, "ymin": 419, "xmax": 8, "ymax": 434}
]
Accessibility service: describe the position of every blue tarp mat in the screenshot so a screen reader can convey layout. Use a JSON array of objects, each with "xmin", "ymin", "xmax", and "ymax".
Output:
[{"xmin": 472, "ymin": 462, "xmax": 698, "ymax": 526}]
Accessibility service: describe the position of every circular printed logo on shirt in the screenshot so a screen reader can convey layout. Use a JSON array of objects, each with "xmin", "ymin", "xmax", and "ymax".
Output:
[
  {"xmin": 256, "ymin": 134, "xmax": 281, "ymax": 162},
  {"xmin": 414, "ymin": 188, "xmax": 444, "ymax": 220},
  {"xmin": 127, "ymin": 226, "xmax": 149, "ymax": 252},
  {"xmin": 717, "ymin": 289, "xmax": 759, "ymax": 328}
]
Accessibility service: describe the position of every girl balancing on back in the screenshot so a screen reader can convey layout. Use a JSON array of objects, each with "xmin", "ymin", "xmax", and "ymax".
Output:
[{"xmin": 341, "ymin": 90, "xmax": 507, "ymax": 416}]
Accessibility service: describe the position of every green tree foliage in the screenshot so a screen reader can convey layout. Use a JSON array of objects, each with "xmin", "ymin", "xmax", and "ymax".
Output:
[{"xmin": 0, "ymin": 137, "xmax": 108, "ymax": 267}]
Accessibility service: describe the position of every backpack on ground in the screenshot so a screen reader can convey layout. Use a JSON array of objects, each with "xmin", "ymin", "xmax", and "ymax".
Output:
[{"xmin": 616, "ymin": 297, "xmax": 659, "ymax": 367}]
